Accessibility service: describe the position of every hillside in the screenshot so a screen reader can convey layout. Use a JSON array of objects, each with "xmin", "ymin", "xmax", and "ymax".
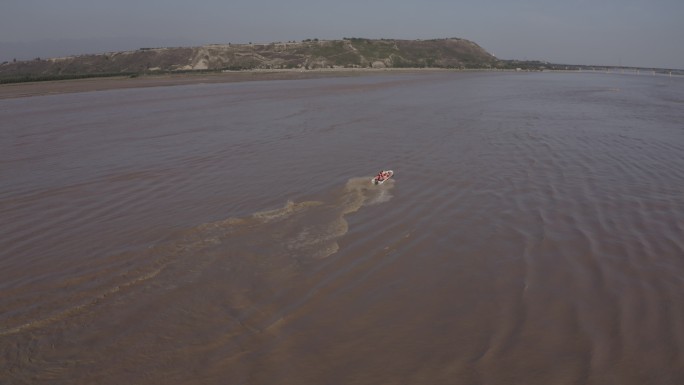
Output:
[{"xmin": 0, "ymin": 38, "xmax": 498, "ymax": 82}]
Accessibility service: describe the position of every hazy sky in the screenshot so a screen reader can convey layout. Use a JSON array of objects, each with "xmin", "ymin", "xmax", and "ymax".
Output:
[{"xmin": 1, "ymin": 0, "xmax": 682, "ymax": 68}]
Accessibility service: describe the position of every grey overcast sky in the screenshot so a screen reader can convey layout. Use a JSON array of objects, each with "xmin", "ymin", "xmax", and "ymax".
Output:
[{"xmin": 1, "ymin": 0, "xmax": 682, "ymax": 69}]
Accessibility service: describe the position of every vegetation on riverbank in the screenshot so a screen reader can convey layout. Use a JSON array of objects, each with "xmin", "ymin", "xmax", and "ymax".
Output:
[
  {"xmin": 0, "ymin": 38, "xmax": 499, "ymax": 84},
  {"xmin": 2, "ymin": 38, "xmax": 680, "ymax": 85}
]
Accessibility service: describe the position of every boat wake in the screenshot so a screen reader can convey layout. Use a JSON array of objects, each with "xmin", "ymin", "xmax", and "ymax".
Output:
[{"xmin": 0, "ymin": 177, "xmax": 395, "ymax": 337}]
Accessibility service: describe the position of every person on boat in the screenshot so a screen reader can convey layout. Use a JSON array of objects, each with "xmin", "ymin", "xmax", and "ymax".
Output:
[{"xmin": 376, "ymin": 171, "xmax": 385, "ymax": 181}]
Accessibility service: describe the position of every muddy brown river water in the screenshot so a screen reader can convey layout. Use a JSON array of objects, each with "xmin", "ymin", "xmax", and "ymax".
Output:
[{"xmin": 1, "ymin": 71, "xmax": 684, "ymax": 384}]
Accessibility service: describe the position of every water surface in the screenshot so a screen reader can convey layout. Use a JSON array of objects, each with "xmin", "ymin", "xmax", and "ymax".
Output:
[{"xmin": 1, "ymin": 71, "xmax": 684, "ymax": 384}]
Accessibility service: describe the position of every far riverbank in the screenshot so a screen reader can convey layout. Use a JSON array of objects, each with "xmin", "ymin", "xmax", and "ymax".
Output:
[{"xmin": 0, "ymin": 68, "xmax": 455, "ymax": 99}]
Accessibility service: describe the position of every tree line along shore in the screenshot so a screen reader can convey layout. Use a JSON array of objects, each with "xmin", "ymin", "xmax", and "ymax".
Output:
[{"xmin": 2, "ymin": 38, "xmax": 681, "ymax": 87}]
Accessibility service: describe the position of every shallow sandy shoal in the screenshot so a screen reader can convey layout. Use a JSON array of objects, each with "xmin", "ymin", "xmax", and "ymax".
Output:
[{"xmin": 0, "ymin": 69, "xmax": 445, "ymax": 99}]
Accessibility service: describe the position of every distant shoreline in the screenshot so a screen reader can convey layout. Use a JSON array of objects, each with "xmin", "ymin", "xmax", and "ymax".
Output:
[
  {"xmin": 2, "ymin": 67, "xmax": 678, "ymax": 99},
  {"xmin": 0, "ymin": 68, "xmax": 452, "ymax": 99}
]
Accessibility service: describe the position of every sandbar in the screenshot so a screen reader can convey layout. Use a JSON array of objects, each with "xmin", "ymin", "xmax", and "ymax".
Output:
[{"xmin": 0, "ymin": 68, "xmax": 441, "ymax": 99}]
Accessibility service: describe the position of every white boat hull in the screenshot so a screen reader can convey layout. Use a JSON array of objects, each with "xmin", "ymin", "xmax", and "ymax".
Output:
[{"xmin": 371, "ymin": 170, "xmax": 394, "ymax": 185}]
